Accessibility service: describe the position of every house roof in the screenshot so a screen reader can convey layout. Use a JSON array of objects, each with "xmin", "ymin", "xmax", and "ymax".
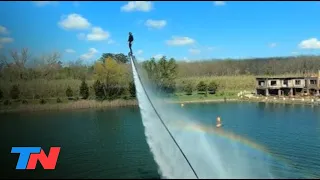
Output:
[{"xmin": 256, "ymin": 76, "xmax": 305, "ymax": 80}]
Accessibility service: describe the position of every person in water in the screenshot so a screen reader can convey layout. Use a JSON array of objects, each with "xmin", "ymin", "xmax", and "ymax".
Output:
[
  {"xmin": 216, "ymin": 116, "xmax": 222, "ymax": 128},
  {"xmin": 128, "ymin": 32, "xmax": 134, "ymax": 55}
]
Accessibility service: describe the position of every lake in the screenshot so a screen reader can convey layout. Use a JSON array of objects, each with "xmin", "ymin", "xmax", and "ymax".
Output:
[{"xmin": 0, "ymin": 102, "xmax": 319, "ymax": 179}]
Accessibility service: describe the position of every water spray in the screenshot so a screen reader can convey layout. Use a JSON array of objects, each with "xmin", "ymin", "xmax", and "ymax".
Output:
[{"xmin": 129, "ymin": 55, "xmax": 199, "ymax": 179}]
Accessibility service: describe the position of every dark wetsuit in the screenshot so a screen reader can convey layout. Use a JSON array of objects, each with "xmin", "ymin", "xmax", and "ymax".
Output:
[{"xmin": 128, "ymin": 34, "xmax": 134, "ymax": 54}]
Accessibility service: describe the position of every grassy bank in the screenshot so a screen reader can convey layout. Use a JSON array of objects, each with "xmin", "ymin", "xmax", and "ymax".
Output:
[
  {"xmin": 1, "ymin": 93, "xmax": 319, "ymax": 114},
  {"xmin": 2, "ymin": 75, "xmax": 319, "ymax": 114},
  {"xmin": 0, "ymin": 75, "xmax": 256, "ymax": 100},
  {"xmin": 0, "ymin": 99, "xmax": 138, "ymax": 114}
]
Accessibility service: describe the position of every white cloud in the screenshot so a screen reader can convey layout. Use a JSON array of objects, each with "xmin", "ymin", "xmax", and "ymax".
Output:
[
  {"xmin": 58, "ymin": 13, "xmax": 91, "ymax": 30},
  {"xmin": 80, "ymin": 48, "xmax": 98, "ymax": 60},
  {"xmin": 166, "ymin": 36, "xmax": 195, "ymax": 46},
  {"xmin": 0, "ymin": 37, "xmax": 13, "ymax": 49},
  {"xmin": 0, "ymin": 37, "xmax": 14, "ymax": 44},
  {"xmin": 86, "ymin": 27, "xmax": 110, "ymax": 41},
  {"xmin": 145, "ymin": 19, "xmax": 167, "ymax": 29},
  {"xmin": 269, "ymin": 43, "xmax": 277, "ymax": 48},
  {"xmin": 0, "ymin": 25, "xmax": 9, "ymax": 34},
  {"xmin": 189, "ymin": 48, "xmax": 201, "ymax": 55},
  {"xmin": 292, "ymin": 51, "xmax": 299, "ymax": 55},
  {"xmin": 121, "ymin": 1, "xmax": 152, "ymax": 12},
  {"xmin": 213, "ymin": 1, "xmax": 226, "ymax": 6},
  {"xmin": 33, "ymin": 1, "xmax": 58, "ymax": 7},
  {"xmin": 137, "ymin": 50, "xmax": 143, "ymax": 55},
  {"xmin": 153, "ymin": 54, "xmax": 163, "ymax": 59},
  {"xmin": 65, "ymin": 49, "xmax": 76, "ymax": 53},
  {"xmin": 298, "ymin": 38, "xmax": 320, "ymax": 49}
]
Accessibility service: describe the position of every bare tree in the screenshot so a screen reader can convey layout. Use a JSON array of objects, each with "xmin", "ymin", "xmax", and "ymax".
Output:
[
  {"xmin": 10, "ymin": 48, "xmax": 31, "ymax": 68},
  {"xmin": 37, "ymin": 51, "xmax": 62, "ymax": 79},
  {"xmin": 0, "ymin": 54, "xmax": 8, "ymax": 69},
  {"xmin": 21, "ymin": 48, "xmax": 30, "ymax": 68}
]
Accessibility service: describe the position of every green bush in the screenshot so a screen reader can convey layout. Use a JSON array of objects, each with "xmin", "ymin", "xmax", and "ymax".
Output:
[
  {"xmin": 80, "ymin": 80, "xmax": 89, "ymax": 99},
  {"xmin": 4, "ymin": 100, "xmax": 11, "ymax": 106},
  {"xmin": 56, "ymin": 98, "xmax": 62, "ymax": 103},
  {"xmin": 66, "ymin": 86, "xmax": 73, "ymax": 100},
  {"xmin": 105, "ymin": 86, "xmax": 126, "ymax": 100},
  {"xmin": 22, "ymin": 99, "xmax": 28, "ymax": 104},
  {"xmin": 184, "ymin": 83, "xmax": 193, "ymax": 95},
  {"xmin": 10, "ymin": 85, "xmax": 20, "ymax": 100},
  {"xmin": 34, "ymin": 94, "xmax": 40, "ymax": 99},
  {"xmin": 122, "ymin": 95, "xmax": 129, "ymax": 100},
  {"xmin": 128, "ymin": 81, "xmax": 136, "ymax": 97},
  {"xmin": 196, "ymin": 81, "xmax": 207, "ymax": 94},
  {"xmin": 40, "ymin": 99, "xmax": 46, "ymax": 104},
  {"xmin": 93, "ymin": 80, "xmax": 105, "ymax": 100},
  {"xmin": 208, "ymin": 81, "xmax": 218, "ymax": 94}
]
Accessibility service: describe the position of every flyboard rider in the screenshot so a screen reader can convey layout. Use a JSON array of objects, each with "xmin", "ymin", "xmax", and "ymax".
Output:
[{"xmin": 128, "ymin": 32, "xmax": 134, "ymax": 56}]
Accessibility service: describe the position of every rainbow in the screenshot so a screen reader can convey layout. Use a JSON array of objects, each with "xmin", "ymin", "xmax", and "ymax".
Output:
[
  {"xmin": 170, "ymin": 120, "xmax": 314, "ymax": 179},
  {"xmin": 171, "ymin": 120, "xmax": 269, "ymax": 153}
]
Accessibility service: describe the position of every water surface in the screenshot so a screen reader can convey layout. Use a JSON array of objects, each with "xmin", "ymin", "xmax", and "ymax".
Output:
[{"xmin": 0, "ymin": 102, "xmax": 319, "ymax": 179}]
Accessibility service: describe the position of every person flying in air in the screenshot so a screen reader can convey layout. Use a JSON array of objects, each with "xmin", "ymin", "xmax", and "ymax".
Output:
[{"xmin": 128, "ymin": 32, "xmax": 134, "ymax": 55}]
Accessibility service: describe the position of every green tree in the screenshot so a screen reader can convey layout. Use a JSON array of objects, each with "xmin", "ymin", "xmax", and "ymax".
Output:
[
  {"xmin": 93, "ymin": 80, "xmax": 105, "ymax": 100},
  {"xmin": 80, "ymin": 80, "xmax": 89, "ymax": 99},
  {"xmin": 94, "ymin": 57, "xmax": 126, "ymax": 99},
  {"xmin": 197, "ymin": 81, "xmax": 207, "ymax": 94},
  {"xmin": 10, "ymin": 85, "xmax": 20, "ymax": 99},
  {"xmin": 66, "ymin": 86, "xmax": 73, "ymax": 99},
  {"xmin": 143, "ymin": 56, "xmax": 177, "ymax": 93},
  {"xmin": 128, "ymin": 81, "xmax": 136, "ymax": 97},
  {"xmin": 114, "ymin": 53, "xmax": 129, "ymax": 64},
  {"xmin": 208, "ymin": 81, "xmax": 218, "ymax": 94},
  {"xmin": 99, "ymin": 53, "xmax": 114, "ymax": 62},
  {"xmin": 164, "ymin": 57, "xmax": 178, "ymax": 93},
  {"xmin": 143, "ymin": 58, "xmax": 158, "ymax": 81},
  {"xmin": 184, "ymin": 83, "xmax": 193, "ymax": 95},
  {"xmin": 99, "ymin": 53, "xmax": 129, "ymax": 64}
]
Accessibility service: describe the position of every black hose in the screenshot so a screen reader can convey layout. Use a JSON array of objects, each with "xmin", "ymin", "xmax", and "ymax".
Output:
[{"xmin": 130, "ymin": 55, "xmax": 199, "ymax": 179}]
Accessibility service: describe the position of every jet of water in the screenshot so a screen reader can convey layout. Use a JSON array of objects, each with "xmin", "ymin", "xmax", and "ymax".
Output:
[{"xmin": 130, "ymin": 56, "xmax": 274, "ymax": 179}]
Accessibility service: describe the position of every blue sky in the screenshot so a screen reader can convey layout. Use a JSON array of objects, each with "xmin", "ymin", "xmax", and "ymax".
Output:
[{"xmin": 0, "ymin": 1, "xmax": 320, "ymax": 64}]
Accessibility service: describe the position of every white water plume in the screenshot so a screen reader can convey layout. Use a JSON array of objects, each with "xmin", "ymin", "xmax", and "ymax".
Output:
[{"xmin": 130, "ymin": 56, "xmax": 274, "ymax": 179}]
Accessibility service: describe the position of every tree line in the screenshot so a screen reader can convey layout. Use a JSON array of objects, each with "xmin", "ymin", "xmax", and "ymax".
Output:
[
  {"xmin": 177, "ymin": 55, "xmax": 320, "ymax": 77},
  {"xmin": 1, "ymin": 48, "xmax": 320, "ymax": 103}
]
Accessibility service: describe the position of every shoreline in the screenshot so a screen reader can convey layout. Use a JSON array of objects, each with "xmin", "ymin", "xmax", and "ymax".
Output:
[
  {"xmin": 0, "ymin": 96, "xmax": 318, "ymax": 114},
  {"xmin": 0, "ymin": 99, "xmax": 138, "ymax": 114}
]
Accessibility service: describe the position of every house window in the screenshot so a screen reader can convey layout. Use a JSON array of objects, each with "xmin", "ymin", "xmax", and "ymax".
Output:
[
  {"xmin": 310, "ymin": 80, "xmax": 317, "ymax": 85},
  {"xmin": 283, "ymin": 80, "xmax": 288, "ymax": 85},
  {"xmin": 271, "ymin": 81, "xmax": 277, "ymax": 86},
  {"xmin": 258, "ymin": 81, "xmax": 264, "ymax": 86},
  {"xmin": 295, "ymin": 80, "xmax": 301, "ymax": 85}
]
